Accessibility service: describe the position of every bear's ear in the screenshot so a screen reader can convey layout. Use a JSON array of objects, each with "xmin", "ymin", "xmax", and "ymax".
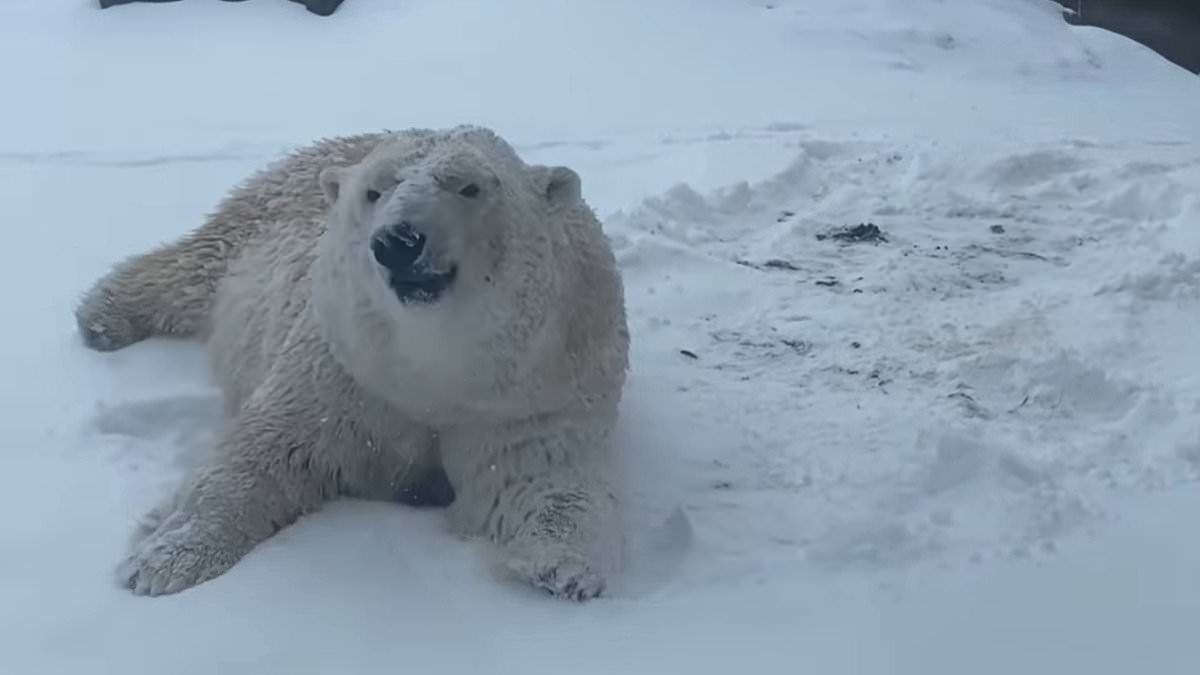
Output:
[
  {"xmin": 529, "ymin": 165, "xmax": 581, "ymax": 206},
  {"xmin": 319, "ymin": 166, "xmax": 345, "ymax": 205}
]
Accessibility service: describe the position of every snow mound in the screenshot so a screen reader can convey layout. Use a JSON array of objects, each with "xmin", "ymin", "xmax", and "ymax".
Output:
[{"xmin": 608, "ymin": 134, "xmax": 1200, "ymax": 577}]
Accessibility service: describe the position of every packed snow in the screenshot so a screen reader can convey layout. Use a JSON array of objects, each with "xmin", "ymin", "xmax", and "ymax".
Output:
[{"xmin": 2, "ymin": 0, "xmax": 1199, "ymax": 673}]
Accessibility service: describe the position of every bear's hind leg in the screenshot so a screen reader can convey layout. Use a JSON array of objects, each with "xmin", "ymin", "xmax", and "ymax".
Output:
[{"xmin": 75, "ymin": 230, "xmax": 232, "ymax": 351}]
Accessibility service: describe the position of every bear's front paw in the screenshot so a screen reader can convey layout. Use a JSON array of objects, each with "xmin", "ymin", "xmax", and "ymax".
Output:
[
  {"xmin": 118, "ymin": 506, "xmax": 246, "ymax": 596},
  {"xmin": 75, "ymin": 285, "xmax": 147, "ymax": 352},
  {"xmin": 503, "ymin": 543, "xmax": 607, "ymax": 602}
]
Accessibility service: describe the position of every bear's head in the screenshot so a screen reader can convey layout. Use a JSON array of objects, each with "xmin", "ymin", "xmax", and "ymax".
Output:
[
  {"xmin": 317, "ymin": 126, "xmax": 579, "ymax": 307},
  {"xmin": 311, "ymin": 126, "xmax": 599, "ymax": 419}
]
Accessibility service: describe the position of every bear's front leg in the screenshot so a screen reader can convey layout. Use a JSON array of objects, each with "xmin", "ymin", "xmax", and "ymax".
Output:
[
  {"xmin": 440, "ymin": 413, "xmax": 622, "ymax": 602},
  {"xmin": 121, "ymin": 386, "xmax": 334, "ymax": 596}
]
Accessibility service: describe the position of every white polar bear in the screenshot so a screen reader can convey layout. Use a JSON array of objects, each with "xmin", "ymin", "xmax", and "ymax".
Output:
[{"xmin": 75, "ymin": 125, "xmax": 631, "ymax": 601}]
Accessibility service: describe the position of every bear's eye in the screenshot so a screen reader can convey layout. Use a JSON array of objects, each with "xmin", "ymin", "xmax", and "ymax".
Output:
[
  {"xmin": 458, "ymin": 183, "xmax": 481, "ymax": 199},
  {"xmin": 366, "ymin": 189, "xmax": 382, "ymax": 203}
]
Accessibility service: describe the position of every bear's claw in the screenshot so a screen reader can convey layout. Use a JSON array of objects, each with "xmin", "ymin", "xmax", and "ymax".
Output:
[
  {"xmin": 75, "ymin": 285, "xmax": 146, "ymax": 352},
  {"xmin": 119, "ymin": 505, "xmax": 244, "ymax": 596},
  {"xmin": 505, "ymin": 543, "xmax": 607, "ymax": 602}
]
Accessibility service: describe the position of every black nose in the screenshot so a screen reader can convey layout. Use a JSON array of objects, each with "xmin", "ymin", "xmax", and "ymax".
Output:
[{"xmin": 371, "ymin": 222, "xmax": 426, "ymax": 274}]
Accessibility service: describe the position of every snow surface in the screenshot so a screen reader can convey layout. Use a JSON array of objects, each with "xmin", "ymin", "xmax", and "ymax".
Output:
[{"xmin": 3, "ymin": 0, "xmax": 1200, "ymax": 673}]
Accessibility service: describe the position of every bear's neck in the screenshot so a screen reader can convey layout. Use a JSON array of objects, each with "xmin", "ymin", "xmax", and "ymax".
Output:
[{"xmin": 310, "ymin": 243, "xmax": 571, "ymax": 426}]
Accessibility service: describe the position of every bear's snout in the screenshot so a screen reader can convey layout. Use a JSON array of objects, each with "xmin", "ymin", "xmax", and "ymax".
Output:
[
  {"xmin": 371, "ymin": 222, "xmax": 426, "ymax": 276},
  {"xmin": 370, "ymin": 222, "xmax": 457, "ymax": 303}
]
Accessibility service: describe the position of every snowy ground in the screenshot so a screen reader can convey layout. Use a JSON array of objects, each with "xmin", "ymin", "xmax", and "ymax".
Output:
[{"xmin": 3, "ymin": 0, "xmax": 1200, "ymax": 673}]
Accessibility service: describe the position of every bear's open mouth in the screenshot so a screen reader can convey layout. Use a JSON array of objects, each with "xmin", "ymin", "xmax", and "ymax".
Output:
[
  {"xmin": 370, "ymin": 224, "xmax": 457, "ymax": 303},
  {"xmin": 385, "ymin": 265, "xmax": 458, "ymax": 303}
]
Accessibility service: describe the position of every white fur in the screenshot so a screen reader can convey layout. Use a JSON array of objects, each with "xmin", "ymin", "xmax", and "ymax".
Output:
[{"xmin": 76, "ymin": 125, "xmax": 630, "ymax": 601}]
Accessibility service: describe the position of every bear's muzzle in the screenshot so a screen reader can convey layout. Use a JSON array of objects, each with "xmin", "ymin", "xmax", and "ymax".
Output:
[{"xmin": 371, "ymin": 222, "xmax": 457, "ymax": 303}]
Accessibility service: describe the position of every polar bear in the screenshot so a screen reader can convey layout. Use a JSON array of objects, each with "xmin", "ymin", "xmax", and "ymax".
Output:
[{"xmin": 75, "ymin": 125, "xmax": 630, "ymax": 601}]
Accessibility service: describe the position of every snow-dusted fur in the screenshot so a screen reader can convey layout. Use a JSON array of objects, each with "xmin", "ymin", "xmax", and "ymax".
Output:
[{"xmin": 74, "ymin": 125, "xmax": 630, "ymax": 601}]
